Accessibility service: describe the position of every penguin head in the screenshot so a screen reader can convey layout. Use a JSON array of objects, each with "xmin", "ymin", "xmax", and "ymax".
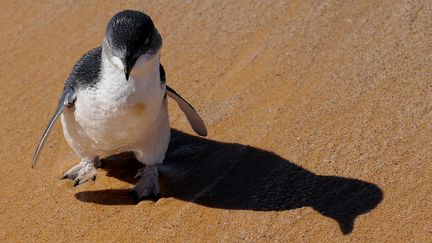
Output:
[{"xmin": 103, "ymin": 10, "xmax": 162, "ymax": 80}]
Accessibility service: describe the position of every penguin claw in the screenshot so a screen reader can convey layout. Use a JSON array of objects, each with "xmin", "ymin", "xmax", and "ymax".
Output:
[
  {"xmin": 129, "ymin": 189, "xmax": 160, "ymax": 203},
  {"xmin": 128, "ymin": 189, "xmax": 140, "ymax": 202}
]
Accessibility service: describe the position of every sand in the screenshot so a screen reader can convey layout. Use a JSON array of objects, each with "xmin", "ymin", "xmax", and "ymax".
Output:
[{"xmin": 0, "ymin": 0, "xmax": 431, "ymax": 241}]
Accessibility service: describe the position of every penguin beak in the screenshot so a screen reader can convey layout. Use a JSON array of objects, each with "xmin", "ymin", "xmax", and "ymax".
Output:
[
  {"xmin": 124, "ymin": 59, "xmax": 132, "ymax": 81},
  {"xmin": 125, "ymin": 65, "xmax": 132, "ymax": 81},
  {"xmin": 123, "ymin": 55, "xmax": 137, "ymax": 81}
]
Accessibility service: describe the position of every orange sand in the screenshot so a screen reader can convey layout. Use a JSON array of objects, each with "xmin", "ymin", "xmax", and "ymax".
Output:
[{"xmin": 0, "ymin": 1, "xmax": 431, "ymax": 241}]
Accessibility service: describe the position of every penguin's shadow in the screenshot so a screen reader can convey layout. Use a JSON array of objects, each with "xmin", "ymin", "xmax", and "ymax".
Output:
[{"xmin": 75, "ymin": 129, "xmax": 383, "ymax": 234}]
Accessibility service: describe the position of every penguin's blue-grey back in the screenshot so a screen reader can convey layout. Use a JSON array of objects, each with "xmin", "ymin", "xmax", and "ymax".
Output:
[{"xmin": 66, "ymin": 47, "xmax": 102, "ymax": 90}]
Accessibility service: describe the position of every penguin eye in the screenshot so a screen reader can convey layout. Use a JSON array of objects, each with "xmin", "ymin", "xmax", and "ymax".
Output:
[{"xmin": 144, "ymin": 37, "xmax": 150, "ymax": 45}]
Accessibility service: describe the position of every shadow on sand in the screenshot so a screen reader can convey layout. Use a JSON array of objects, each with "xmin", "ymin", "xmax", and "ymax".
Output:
[{"xmin": 75, "ymin": 129, "xmax": 383, "ymax": 234}]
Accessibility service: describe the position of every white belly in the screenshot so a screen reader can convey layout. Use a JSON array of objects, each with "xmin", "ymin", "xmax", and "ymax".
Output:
[
  {"xmin": 61, "ymin": 52, "xmax": 169, "ymax": 160},
  {"xmin": 61, "ymin": 97, "xmax": 168, "ymax": 158}
]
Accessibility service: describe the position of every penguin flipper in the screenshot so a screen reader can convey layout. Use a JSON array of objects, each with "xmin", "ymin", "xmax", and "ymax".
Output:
[
  {"xmin": 32, "ymin": 86, "xmax": 76, "ymax": 168},
  {"xmin": 166, "ymin": 85, "xmax": 207, "ymax": 137}
]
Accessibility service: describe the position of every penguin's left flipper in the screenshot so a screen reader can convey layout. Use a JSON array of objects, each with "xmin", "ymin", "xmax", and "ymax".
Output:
[
  {"xmin": 32, "ymin": 86, "xmax": 76, "ymax": 168},
  {"xmin": 166, "ymin": 85, "xmax": 207, "ymax": 137}
]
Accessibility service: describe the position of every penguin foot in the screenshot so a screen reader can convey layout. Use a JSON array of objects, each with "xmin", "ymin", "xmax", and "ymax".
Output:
[
  {"xmin": 62, "ymin": 159, "xmax": 97, "ymax": 187},
  {"xmin": 94, "ymin": 156, "xmax": 104, "ymax": 168},
  {"xmin": 131, "ymin": 165, "xmax": 160, "ymax": 201}
]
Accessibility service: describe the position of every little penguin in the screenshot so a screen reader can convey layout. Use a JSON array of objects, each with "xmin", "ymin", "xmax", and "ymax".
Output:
[{"xmin": 32, "ymin": 10, "xmax": 207, "ymax": 201}]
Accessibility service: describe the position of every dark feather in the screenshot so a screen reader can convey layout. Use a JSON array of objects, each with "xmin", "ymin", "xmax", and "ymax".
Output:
[{"xmin": 66, "ymin": 47, "xmax": 102, "ymax": 89}]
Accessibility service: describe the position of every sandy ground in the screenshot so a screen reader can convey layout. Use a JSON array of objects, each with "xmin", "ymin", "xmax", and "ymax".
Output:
[{"xmin": 0, "ymin": 0, "xmax": 431, "ymax": 241}]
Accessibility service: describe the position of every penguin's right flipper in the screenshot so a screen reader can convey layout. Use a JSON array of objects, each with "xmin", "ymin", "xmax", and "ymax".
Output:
[
  {"xmin": 166, "ymin": 85, "xmax": 207, "ymax": 137},
  {"xmin": 32, "ymin": 86, "xmax": 76, "ymax": 168}
]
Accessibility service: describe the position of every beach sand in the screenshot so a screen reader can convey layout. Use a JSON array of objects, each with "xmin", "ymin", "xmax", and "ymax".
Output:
[{"xmin": 0, "ymin": 1, "xmax": 431, "ymax": 241}]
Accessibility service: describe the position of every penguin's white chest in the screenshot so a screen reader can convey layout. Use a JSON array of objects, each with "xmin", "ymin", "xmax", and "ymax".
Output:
[{"xmin": 61, "ymin": 54, "xmax": 166, "ymax": 155}]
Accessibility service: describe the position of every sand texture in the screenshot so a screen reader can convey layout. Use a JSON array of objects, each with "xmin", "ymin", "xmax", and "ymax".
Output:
[{"xmin": 0, "ymin": 0, "xmax": 431, "ymax": 241}]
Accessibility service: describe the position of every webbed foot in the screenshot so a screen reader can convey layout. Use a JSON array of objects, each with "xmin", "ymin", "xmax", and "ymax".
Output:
[
  {"xmin": 62, "ymin": 159, "xmax": 97, "ymax": 187},
  {"xmin": 130, "ymin": 165, "xmax": 160, "ymax": 201}
]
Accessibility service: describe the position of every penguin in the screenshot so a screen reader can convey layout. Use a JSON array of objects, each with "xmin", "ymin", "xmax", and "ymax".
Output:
[{"xmin": 32, "ymin": 10, "xmax": 207, "ymax": 201}]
